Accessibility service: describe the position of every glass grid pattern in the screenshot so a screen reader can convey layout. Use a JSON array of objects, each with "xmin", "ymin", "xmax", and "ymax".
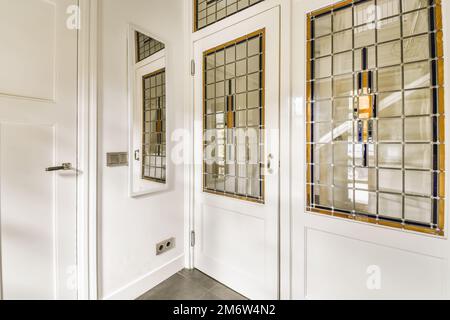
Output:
[
  {"xmin": 306, "ymin": 0, "xmax": 445, "ymax": 235},
  {"xmin": 142, "ymin": 69, "xmax": 166, "ymax": 183},
  {"xmin": 203, "ymin": 31, "xmax": 265, "ymax": 203},
  {"xmin": 195, "ymin": 0, "xmax": 264, "ymax": 31},
  {"xmin": 136, "ymin": 31, "xmax": 165, "ymax": 63}
]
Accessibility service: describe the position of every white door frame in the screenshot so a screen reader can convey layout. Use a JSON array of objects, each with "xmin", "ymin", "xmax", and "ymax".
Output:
[
  {"xmin": 77, "ymin": 0, "xmax": 99, "ymax": 300},
  {"xmin": 184, "ymin": 0, "xmax": 292, "ymax": 299}
]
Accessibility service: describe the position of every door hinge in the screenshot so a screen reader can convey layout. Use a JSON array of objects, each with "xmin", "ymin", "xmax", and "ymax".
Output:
[
  {"xmin": 191, "ymin": 60, "xmax": 195, "ymax": 76},
  {"xmin": 190, "ymin": 231, "xmax": 196, "ymax": 247}
]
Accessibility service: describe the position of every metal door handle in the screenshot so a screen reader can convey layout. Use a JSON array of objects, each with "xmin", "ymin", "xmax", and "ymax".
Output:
[
  {"xmin": 46, "ymin": 163, "xmax": 72, "ymax": 172},
  {"xmin": 134, "ymin": 150, "xmax": 140, "ymax": 161},
  {"xmin": 267, "ymin": 154, "xmax": 274, "ymax": 174}
]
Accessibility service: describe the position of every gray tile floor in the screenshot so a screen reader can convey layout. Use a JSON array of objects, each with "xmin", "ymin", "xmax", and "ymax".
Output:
[{"xmin": 138, "ymin": 269, "xmax": 248, "ymax": 300}]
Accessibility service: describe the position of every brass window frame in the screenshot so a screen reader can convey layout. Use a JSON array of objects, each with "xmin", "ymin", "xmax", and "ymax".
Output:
[
  {"xmin": 142, "ymin": 68, "xmax": 166, "ymax": 184},
  {"xmin": 305, "ymin": 0, "xmax": 446, "ymax": 236},
  {"xmin": 135, "ymin": 31, "xmax": 165, "ymax": 63},
  {"xmin": 193, "ymin": 0, "xmax": 265, "ymax": 32},
  {"xmin": 202, "ymin": 29, "xmax": 266, "ymax": 204}
]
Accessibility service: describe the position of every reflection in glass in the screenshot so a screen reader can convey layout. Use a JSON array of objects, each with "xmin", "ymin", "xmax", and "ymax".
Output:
[{"xmin": 307, "ymin": 0, "xmax": 445, "ymax": 234}]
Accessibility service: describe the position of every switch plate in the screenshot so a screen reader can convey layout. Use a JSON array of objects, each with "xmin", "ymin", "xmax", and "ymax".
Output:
[{"xmin": 107, "ymin": 152, "xmax": 128, "ymax": 167}]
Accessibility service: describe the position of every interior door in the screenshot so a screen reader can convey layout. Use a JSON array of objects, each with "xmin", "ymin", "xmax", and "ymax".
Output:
[
  {"xmin": 0, "ymin": 0, "xmax": 78, "ymax": 300},
  {"xmin": 193, "ymin": 7, "xmax": 280, "ymax": 300}
]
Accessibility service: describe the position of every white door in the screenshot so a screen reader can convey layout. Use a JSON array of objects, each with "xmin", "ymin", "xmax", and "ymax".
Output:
[
  {"xmin": 291, "ymin": 0, "xmax": 450, "ymax": 299},
  {"xmin": 0, "ymin": 0, "xmax": 78, "ymax": 300},
  {"xmin": 193, "ymin": 7, "xmax": 280, "ymax": 300}
]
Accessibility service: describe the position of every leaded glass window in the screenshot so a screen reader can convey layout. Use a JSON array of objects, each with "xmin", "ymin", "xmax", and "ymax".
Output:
[
  {"xmin": 136, "ymin": 31, "xmax": 165, "ymax": 63},
  {"xmin": 306, "ymin": 0, "xmax": 445, "ymax": 235},
  {"xmin": 203, "ymin": 30, "xmax": 265, "ymax": 203},
  {"xmin": 195, "ymin": 0, "xmax": 264, "ymax": 31},
  {"xmin": 142, "ymin": 69, "xmax": 166, "ymax": 183}
]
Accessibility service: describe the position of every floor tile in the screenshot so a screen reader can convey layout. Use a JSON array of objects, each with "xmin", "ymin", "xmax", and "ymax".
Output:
[
  {"xmin": 138, "ymin": 273, "xmax": 207, "ymax": 300},
  {"xmin": 208, "ymin": 283, "xmax": 247, "ymax": 300},
  {"xmin": 138, "ymin": 269, "xmax": 249, "ymax": 301},
  {"xmin": 177, "ymin": 269, "xmax": 218, "ymax": 291}
]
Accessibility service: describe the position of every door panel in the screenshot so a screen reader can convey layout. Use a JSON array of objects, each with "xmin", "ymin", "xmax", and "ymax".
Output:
[
  {"xmin": 291, "ymin": 0, "xmax": 450, "ymax": 299},
  {"xmin": 194, "ymin": 7, "xmax": 280, "ymax": 300},
  {"xmin": 0, "ymin": 0, "xmax": 78, "ymax": 300}
]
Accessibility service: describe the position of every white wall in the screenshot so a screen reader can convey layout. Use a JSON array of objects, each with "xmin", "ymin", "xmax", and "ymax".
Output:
[{"xmin": 98, "ymin": 0, "xmax": 185, "ymax": 300}]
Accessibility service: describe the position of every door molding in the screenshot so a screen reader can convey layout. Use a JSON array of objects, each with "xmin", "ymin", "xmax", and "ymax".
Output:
[
  {"xmin": 77, "ymin": 0, "xmax": 98, "ymax": 300},
  {"xmin": 185, "ymin": 0, "xmax": 292, "ymax": 300}
]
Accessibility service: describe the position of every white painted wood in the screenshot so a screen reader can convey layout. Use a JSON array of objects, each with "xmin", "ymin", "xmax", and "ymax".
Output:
[
  {"xmin": 0, "ymin": 0, "xmax": 78, "ymax": 300},
  {"xmin": 193, "ymin": 7, "xmax": 280, "ymax": 300},
  {"xmin": 291, "ymin": 0, "xmax": 450, "ymax": 300},
  {"xmin": 0, "ymin": 0, "xmax": 56, "ymax": 101},
  {"xmin": 77, "ymin": 0, "xmax": 98, "ymax": 300}
]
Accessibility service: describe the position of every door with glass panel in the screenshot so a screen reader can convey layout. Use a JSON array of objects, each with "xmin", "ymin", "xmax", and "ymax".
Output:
[
  {"xmin": 193, "ymin": 8, "xmax": 279, "ymax": 300},
  {"xmin": 295, "ymin": 0, "xmax": 448, "ymax": 299}
]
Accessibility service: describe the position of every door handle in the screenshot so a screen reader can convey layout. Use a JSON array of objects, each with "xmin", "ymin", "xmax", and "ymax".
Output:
[
  {"xmin": 46, "ymin": 163, "xmax": 72, "ymax": 172},
  {"xmin": 134, "ymin": 150, "xmax": 140, "ymax": 161},
  {"xmin": 267, "ymin": 154, "xmax": 274, "ymax": 175}
]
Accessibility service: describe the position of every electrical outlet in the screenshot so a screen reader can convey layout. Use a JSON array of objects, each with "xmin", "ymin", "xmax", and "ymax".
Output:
[{"xmin": 156, "ymin": 237, "xmax": 176, "ymax": 256}]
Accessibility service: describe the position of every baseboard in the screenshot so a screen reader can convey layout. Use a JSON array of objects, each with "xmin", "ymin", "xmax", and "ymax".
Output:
[{"xmin": 103, "ymin": 254, "xmax": 185, "ymax": 300}]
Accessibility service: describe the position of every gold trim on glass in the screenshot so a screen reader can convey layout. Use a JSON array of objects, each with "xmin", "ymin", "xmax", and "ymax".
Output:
[
  {"xmin": 305, "ymin": 0, "xmax": 446, "ymax": 236},
  {"xmin": 202, "ymin": 29, "xmax": 266, "ymax": 204}
]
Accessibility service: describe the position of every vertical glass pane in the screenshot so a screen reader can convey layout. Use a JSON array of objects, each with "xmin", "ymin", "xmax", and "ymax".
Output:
[
  {"xmin": 404, "ymin": 144, "xmax": 431, "ymax": 169},
  {"xmin": 377, "ymin": 40, "xmax": 401, "ymax": 68},
  {"xmin": 307, "ymin": 1, "xmax": 444, "ymax": 235},
  {"xmin": 196, "ymin": 0, "xmax": 264, "ymax": 31},
  {"xmin": 405, "ymin": 89, "xmax": 431, "ymax": 116},
  {"xmin": 333, "ymin": 51, "xmax": 353, "ymax": 75},
  {"xmin": 203, "ymin": 31, "xmax": 264, "ymax": 202},
  {"xmin": 377, "ymin": 0, "xmax": 400, "ymax": 19},
  {"xmin": 333, "ymin": 29, "xmax": 353, "ymax": 53},
  {"xmin": 379, "ymin": 144, "xmax": 402, "ymax": 168},
  {"xmin": 377, "ymin": 16, "xmax": 401, "ymax": 43},
  {"xmin": 405, "ymin": 196, "xmax": 431, "ymax": 224},
  {"xmin": 379, "ymin": 193, "xmax": 403, "ymax": 219},
  {"xmin": 333, "ymin": 7, "xmax": 353, "ymax": 32},
  {"xmin": 142, "ymin": 69, "xmax": 166, "ymax": 183},
  {"xmin": 405, "ymin": 170, "xmax": 431, "ymax": 196},
  {"xmin": 402, "ymin": 9, "xmax": 429, "ymax": 37},
  {"xmin": 355, "ymin": 191, "xmax": 377, "ymax": 214},
  {"xmin": 313, "ymin": 36, "xmax": 332, "ymax": 57},
  {"xmin": 334, "ymin": 188, "xmax": 354, "ymax": 211},
  {"xmin": 403, "ymin": 34, "xmax": 430, "ymax": 63},
  {"xmin": 379, "ymin": 169, "xmax": 402, "ymax": 193},
  {"xmin": 378, "ymin": 91, "xmax": 402, "ymax": 117},
  {"xmin": 315, "ymin": 14, "xmax": 332, "ymax": 37}
]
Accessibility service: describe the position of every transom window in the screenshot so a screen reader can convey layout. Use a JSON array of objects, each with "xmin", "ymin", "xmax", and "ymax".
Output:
[
  {"xmin": 142, "ymin": 69, "xmax": 166, "ymax": 183},
  {"xmin": 136, "ymin": 31, "xmax": 165, "ymax": 62},
  {"xmin": 203, "ymin": 30, "xmax": 265, "ymax": 203},
  {"xmin": 194, "ymin": 0, "xmax": 264, "ymax": 31},
  {"xmin": 306, "ymin": 0, "xmax": 445, "ymax": 235}
]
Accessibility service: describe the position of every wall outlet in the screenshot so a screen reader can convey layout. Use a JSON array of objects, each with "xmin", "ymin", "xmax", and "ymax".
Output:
[{"xmin": 156, "ymin": 237, "xmax": 176, "ymax": 256}]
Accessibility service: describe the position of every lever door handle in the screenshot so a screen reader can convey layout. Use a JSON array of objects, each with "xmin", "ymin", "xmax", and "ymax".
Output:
[{"xmin": 46, "ymin": 163, "xmax": 72, "ymax": 172}]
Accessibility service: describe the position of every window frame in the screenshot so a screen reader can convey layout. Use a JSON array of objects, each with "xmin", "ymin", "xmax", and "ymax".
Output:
[
  {"xmin": 193, "ymin": 0, "xmax": 265, "ymax": 32},
  {"xmin": 305, "ymin": 0, "xmax": 446, "ymax": 236},
  {"xmin": 202, "ymin": 29, "xmax": 266, "ymax": 203},
  {"xmin": 128, "ymin": 25, "xmax": 170, "ymax": 197}
]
